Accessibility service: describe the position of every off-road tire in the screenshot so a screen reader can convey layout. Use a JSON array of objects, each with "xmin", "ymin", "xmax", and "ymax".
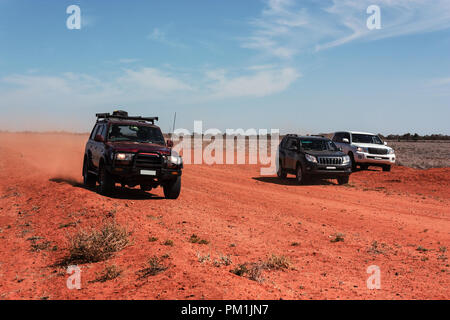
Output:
[
  {"xmin": 337, "ymin": 175, "xmax": 350, "ymax": 185},
  {"xmin": 163, "ymin": 176, "xmax": 181, "ymax": 199},
  {"xmin": 277, "ymin": 161, "xmax": 287, "ymax": 179},
  {"xmin": 295, "ymin": 164, "xmax": 305, "ymax": 185},
  {"xmin": 98, "ymin": 165, "xmax": 114, "ymax": 195},
  {"xmin": 349, "ymin": 152, "xmax": 357, "ymax": 171},
  {"xmin": 383, "ymin": 165, "xmax": 391, "ymax": 172},
  {"xmin": 83, "ymin": 157, "xmax": 96, "ymax": 188}
]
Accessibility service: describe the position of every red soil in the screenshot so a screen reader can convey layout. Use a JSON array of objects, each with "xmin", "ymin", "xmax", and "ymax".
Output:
[{"xmin": 0, "ymin": 133, "xmax": 448, "ymax": 300}]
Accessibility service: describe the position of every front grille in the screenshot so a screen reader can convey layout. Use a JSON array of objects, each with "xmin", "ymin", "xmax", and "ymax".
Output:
[
  {"xmin": 135, "ymin": 153, "xmax": 162, "ymax": 168},
  {"xmin": 318, "ymin": 157, "xmax": 343, "ymax": 165},
  {"xmin": 368, "ymin": 148, "xmax": 388, "ymax": 155}
]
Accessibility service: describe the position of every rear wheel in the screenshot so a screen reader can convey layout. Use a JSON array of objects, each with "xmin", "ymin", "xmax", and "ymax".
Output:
[
  {"xmin": 295, "ymin": 164, "xmax": 305, "ymax": 185},
  {"xmin": 277, "ymin": 161, "xmax": 287, "ymax": 179},
  {"xmin": 337, "ymin": 175, "xmax": 350, "ymax": 185},
  {"xmin": 163, "ymin": 176, "xmax": 181, "ymax": 199},
  {"xmin": 383, "ymin": 165, "xmax": 391, "ymax": 172},
  {"xmin": 82, "ymin": 157, "xmax": 96, "ymax": 188},
  {"xmin": 98, "ymin": 165, "xmax": 114, "ymax": 195}
]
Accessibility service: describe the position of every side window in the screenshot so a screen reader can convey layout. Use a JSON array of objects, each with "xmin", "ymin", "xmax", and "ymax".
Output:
[
  {"xmin": 285, "ymin": 138, "xmax": 298, "ymax": 149},
  {"xmin": 89, "ymin": 124, "xmax": 99, "ymax": 140},
  {"xmin": 343, "ymin": 132, "xmax": 351, "ymax": 142},
  {"xmin": 99, "ymin": 124, "xmax": 107, "ymax": 139},
  {"xmin": 332, "ymin": 133, "xmax": 342, "ymax": 142}
]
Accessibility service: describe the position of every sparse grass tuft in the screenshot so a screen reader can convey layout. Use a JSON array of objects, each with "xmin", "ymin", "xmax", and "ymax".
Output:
[
  {"xmin": 64, "ymin": 221, "xmax": 129, "ymax": 264},
  {"xmin": 367, "ymin": 241, "xmax": 387, "ymax": 255},
  {"xmin": 163, "ymin": 239, "xmax": 174, "ymax": 246},
  {"xmin": 31, "ymin": 241, "xmax": 51, "ymax": 252},
  {"xmin": 213, "ymin": 255, "xmax": 232, "ymax": 267},
  {"xmin": 91, "ymin": 265, "xmax": 122, "ymax": 283},
  {"xmin": 330, "ymin": 233, "xmax": 345, "ymax": 243},
  {"xmin": 196, "ymin": 252, "xmax": 211, "ymax": 263},
  {"xmin": 136, "ymin": 256, "xmax": 168, "ymax": 279},
  {"xmin": 189, "ymin": 234, "xmax": 209, "ymax": 245},
  {"xmin": 416, "ymin": 246, "xmax": 428, "ymax": 252},
  {"xmin": 148, "ymin": 236, "xmax": 158, "ymax": 242},
  {"xmin": 263, "ymin": 254, "xmax": 292, "ymax": 270},
  {"xmin": 58, "ymin": 222, "xmax": 77, "ymax": 229},
  {"xmin": 230, "ymin": 254, "xmax": 292, "ymax": 282}
]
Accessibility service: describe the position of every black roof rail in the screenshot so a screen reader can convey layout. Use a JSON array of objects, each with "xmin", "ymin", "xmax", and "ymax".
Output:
[{"xmin": 95, "ymin": 111, "xmax": 159, "ymax": 124}]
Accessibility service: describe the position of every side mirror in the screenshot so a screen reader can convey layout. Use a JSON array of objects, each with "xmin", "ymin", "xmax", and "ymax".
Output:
[
  {"xmin": 342, "ymin": 138, "xmax": 349, "ymax": 144},
  {"xmin": 384, "ymin": 141, "xmax": 387, "ymax": 146},
  {"xmin": 94, "ymin": 134, "xmax": 104, "ymax": 143},
  {"xmin": 166, "ymin": 139, "xmax": 174, "ymax": 148}
]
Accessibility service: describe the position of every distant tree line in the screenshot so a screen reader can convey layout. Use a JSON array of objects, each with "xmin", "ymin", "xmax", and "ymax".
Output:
[{"xmin": 379, "ymin": 133, "xmax": 450, "ymax": 141}]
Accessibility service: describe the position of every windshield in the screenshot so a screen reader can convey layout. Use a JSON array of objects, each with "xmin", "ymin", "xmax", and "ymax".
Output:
[
  {"xmin": 352, "ymin": 134, "xmax": 383, "ymax": 145},
  {"xmin": 300, "ymin": 139, "xmax": 338, "ymax": 151},
  {"xmin": 107, "ymin": 124, "xmax": 165, "ymax": 144}
]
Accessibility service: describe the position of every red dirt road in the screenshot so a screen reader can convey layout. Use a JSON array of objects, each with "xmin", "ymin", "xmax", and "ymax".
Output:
[{"xmin": 0, "ymin": 133, "xmax": 449, "ymax": 299}]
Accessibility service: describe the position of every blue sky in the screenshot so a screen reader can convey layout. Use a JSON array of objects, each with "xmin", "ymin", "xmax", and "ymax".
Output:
[{"xmin": 0, "ymin": 0, "xmax": 449, "ymax": 134}]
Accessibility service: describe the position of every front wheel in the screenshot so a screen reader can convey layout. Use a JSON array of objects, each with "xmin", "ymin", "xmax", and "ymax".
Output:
[
  {"xmin": 349, "ymin": 153, "xmax": 357, "ymax": 171},
  {"xmin": 383, "ymin": 165, "xmax": 391, "ymax": 172},
  {"xmin": 98, "ymin": 165, "xmax": 114, "ymax": 195},
  {"xmin": 163, "ymin": 176, "xmax": 181, "ymax": 199},
  {"xmin": 295, "ymin": 165, "xmax": 305, "ymax": 185},
  {"xmin": 337, "ymin": 175, "xmax": 350, "ymax": 185}
]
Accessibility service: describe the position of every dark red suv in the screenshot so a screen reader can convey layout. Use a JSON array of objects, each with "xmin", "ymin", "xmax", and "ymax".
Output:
[{"xmin": 82, "ymin": 111, "xmax": 182, "ymax": 199}]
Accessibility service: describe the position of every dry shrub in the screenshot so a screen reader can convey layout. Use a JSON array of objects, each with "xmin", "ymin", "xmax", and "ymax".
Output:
[
  {"xmin": 91, "ymin": 265, "xmax": 122, "ymax": 283},
  {"xmin": 330, "ymin": 233, "xmax": 345, "ymax": 243},
  {"xmin": 230, "ymin": 254, "xmax": 291, "ymax": 282},
  {"xmin": 136, "ymin": 256, "xmax": 168, "ymax": 279},
  {"xmin": 66, "ymin": 221, "xmax": 129, "ymax": 264}
]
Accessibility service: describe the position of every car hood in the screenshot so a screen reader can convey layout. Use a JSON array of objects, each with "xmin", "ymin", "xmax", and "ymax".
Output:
[
  {"xmin": 304, "ymin": 150, "xmax": 346, "ymax": 157},
  {"xmin": 106, "ymin": 141, "xmax": 171, "ymax": 155},
  {"xmin": 352, "ymin": 143, "xmax": 390, "ymax": 149}
]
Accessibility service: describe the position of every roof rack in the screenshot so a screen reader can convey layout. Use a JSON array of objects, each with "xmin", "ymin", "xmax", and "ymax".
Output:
[{"xmin": 96, "ymin": 111, "xmax": 159, "ymax": 124}]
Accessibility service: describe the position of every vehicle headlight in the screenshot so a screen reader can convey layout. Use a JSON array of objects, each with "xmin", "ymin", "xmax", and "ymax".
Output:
[
  {"xmin": 388, "ymin": 148, "xmax": 395, "ymax": 154},
  {"xmin": 356, "ymin": 147, "xmax": 368, "ymax": 153},
  {"xmin": 342, "ymin": 155, "xmax": 350, "ymax": 164},
  {"xmin": 305, "ymin": 154, "xmax": 317, "ymax": 163},
  {"xmin": 115, "ymin": 153, "xmax": 134, "ymax": 161},
  {"xmin": 168, "ymin": 155, "xmax": 183, "ymax": 166}
]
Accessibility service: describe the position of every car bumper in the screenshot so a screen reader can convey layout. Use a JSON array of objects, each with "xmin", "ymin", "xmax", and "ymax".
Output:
[
  {"xmin": 355, "ymin": 152, "xmax": 396, "ymax": 165},
  {"xmin": 107, "ymin": 165, "xmax": 182, "ymax": 181},
  {"xmin": 304, "ymin": 163, "xmax": 352, "ymax": 177}
]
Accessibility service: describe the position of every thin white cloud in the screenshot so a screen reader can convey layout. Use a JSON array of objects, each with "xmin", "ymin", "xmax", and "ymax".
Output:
[
  {"xmin": 118, "ymin": 58, "xmax": 140, "ymax": 64},
  {"xmin": 147, "ymin": 28, "xmax": 186, "ymax": 48},
  {"xmin": 0, "ymin": 66, "xmax": 300, "ymax": 117},
  {"xmin": 205, "ymin": 67, "xmax": 300, "ymax": 98},
  {"xmin": 243, "ymin": 0, "xmax": 450, "ymax": 57}
]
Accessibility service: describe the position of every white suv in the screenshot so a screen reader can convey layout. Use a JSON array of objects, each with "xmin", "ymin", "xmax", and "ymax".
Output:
[{"xmin": 332, "ymin": 131, "xmax": 395, "ymax": 171}]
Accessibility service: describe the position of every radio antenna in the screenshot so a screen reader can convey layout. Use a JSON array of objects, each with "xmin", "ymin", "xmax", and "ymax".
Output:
[{"xmin": 171, "ymin": 112, "xmax": 177, "ymax": 138}]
